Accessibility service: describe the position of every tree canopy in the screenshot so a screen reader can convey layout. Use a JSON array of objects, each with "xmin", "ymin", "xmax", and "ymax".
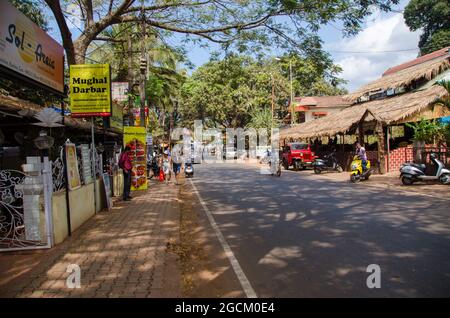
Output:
[
  {"xmin": 404, "ymin": 0, "xmax": 450, "ymax": 55},
  {"xmin": 178, "ymin": 53, "xmax": 347, "ymax": 129},
  {"xmin": 43, "ymin": 0, "xmax": 400, "ymax": 65},
  {"xmin": 10, "ymin": 0, "xmax": 49, "ymax": 31}
]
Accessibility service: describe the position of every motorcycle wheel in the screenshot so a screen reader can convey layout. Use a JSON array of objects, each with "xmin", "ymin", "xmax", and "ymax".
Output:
[
  {"xmin": 276, "ymin": 167, "xmax": 281, "ymax": 177},
  {"xmin": 439, "ymin": 173, "xmax": 450, "ymax": 185},
  {"xmin": 314, "ymin": 167, "xmax": 322, "ymax": 174},
  {"xmin": 283, "ymin": 160, "xmax": 289, "ymax": 170},
  {"xmin": 401, "ymin": 176, "xmax": 414, "ymax": 186},
  {"xmin": 336, "ymin": 165, "xmax": 343, "ymax": 173},
  {"xmin": 350, "ymin": 174, "xmax": 360, "ymax": 183}
]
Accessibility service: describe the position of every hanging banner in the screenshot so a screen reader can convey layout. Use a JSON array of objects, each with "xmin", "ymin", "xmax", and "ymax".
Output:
[
  {"xmin": 0, "ymin": 1, "xmax": 64, "ymax": 94},
  {"xmin": 110, "ymin": 102, "xmax": 123, "ymax": 131},
  {"xmin": 65, "ymin": 143, "xmax": 81, "ymax": 190},
  {"xmin": 123, "ymin": 126, "xmax": 147, "ymax": 191},
  {"xmin": 69, "ymin": 64, "xmax": 111, "ymax": 117}
]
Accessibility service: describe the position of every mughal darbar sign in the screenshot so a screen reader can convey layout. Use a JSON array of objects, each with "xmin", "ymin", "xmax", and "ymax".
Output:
[
  {"xmin": 0, "ymin": 1, "xmax": 64, "ymax": 93},
  {"xmin": 69, "ymin": 64, "xmax": 111, "ymax": 117}
]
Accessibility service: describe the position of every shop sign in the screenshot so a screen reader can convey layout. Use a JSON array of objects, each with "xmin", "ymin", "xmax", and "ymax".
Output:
[
  {"xmin": 123, "ymin": 126, "xmax": 147, "ymax": 191},
  {"xmin": 0, "ymin": 1, "xmax": 64, "ymax": 93},
  {"xmin": 110, "ymin": 102, "xmax": 123, "ymax": 131},
  {"xmin": 112, "ymin": 82, "xmax": 128, "ymax": 102},
  {"xmin": 69, "ymin": 64, "xmax": 111, "ymax": 117},
  {"xmin": 65, "ymin": 143, "xmax": 81, "ymax": 190},
  {"xmin": 80, "ymin": 144, "xmax": 93, "ymax": 184}
]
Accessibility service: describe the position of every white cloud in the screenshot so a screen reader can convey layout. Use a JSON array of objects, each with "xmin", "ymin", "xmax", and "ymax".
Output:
[{"xmin": 327, "ymin": 13, "xmax": 421, "ymax": 92}]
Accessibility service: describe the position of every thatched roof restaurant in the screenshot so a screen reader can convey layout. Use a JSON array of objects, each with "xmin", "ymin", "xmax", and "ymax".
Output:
[
  {"xmin": 280, "ymin": 85, "xmax": 449, "ymax": 139},
  {"xmin": 345, "ymin": 47, "xmax": 450, "ymax": 102},
  {"xmin": 281, "ymin": 47, "xmax": 450, "ymax": 140}
]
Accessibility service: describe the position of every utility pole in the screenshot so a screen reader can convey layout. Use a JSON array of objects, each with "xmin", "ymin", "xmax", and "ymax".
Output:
[
  {"xmin": 271, "ymin": 74, "xmax": 275, "ymax": 128},
  {"xmin": 290, "ymin": 60, "xmax": 294, "ymax": 126},
  {"xmin": 139, "ymin": 0, "xmax": 147, "ymax": 128},
  {"xmin": 127, "ymin": 35, "xmax": 133, "ymax": 126}
]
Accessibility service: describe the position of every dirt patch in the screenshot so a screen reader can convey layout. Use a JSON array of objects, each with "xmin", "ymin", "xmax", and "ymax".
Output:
[
  {"xmin": 167, "ymin": 182, "xmax": 207, "ymax": 296},
  {"xmin": 167, "ymin": 179, "xmax": 244, "ymax": 298}
]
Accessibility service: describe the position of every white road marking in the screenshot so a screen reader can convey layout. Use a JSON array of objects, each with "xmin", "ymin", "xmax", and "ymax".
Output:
[{"xmin": 189, "ymin": 178, "xmax": 258, "ymax": 298}]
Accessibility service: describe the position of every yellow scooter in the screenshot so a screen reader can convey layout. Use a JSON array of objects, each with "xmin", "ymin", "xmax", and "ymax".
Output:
[{"xmin": 350, "ymin": 155, "xmax": 372, "ymax": 183}]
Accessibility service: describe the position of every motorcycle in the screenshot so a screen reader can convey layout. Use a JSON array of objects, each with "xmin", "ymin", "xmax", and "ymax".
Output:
[
  {"xmin": 269, "ymin": 158, "xmax": 281, "ymax": 177},
  {"xmin": 350, "ymin": 155, "xmax": 372, "ymax": 183},
  {"xmin": 185, "ymin": 162, "xmax": 194, "ymax": 178},
  {"xmin": 400, "ymin": 153, "xmax": 450, "ymax": 185},
  {"xmin": 313, "ymin": 151, "xmax": 343, "ymax": 174}
]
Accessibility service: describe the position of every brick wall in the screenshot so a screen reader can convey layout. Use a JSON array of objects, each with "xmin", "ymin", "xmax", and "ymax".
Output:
[{"xmin": 387, "ymin": 146, "xmax": 413, "ymax": 172}]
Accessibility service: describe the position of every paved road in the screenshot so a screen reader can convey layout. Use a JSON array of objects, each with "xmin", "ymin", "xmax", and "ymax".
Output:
[{"xmin": 189, "ymin": 163, "xmax": 450, "ymax": 297}]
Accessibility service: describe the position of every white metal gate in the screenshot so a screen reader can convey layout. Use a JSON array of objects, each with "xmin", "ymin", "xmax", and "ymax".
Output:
[{"xmin": 0, "ymin": 157, "xmax": 54, "ymax": 252}]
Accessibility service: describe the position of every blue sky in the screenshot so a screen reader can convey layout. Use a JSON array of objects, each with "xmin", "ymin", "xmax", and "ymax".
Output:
[{"xmin": 43, "ymin": 0, "xmax": 420, "ymax": 92}]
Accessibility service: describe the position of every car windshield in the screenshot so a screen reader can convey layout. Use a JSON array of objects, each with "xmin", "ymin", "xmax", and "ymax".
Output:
[{"xmin": 291, "ymin": 143, "xmax": 308, "ymax": 150}]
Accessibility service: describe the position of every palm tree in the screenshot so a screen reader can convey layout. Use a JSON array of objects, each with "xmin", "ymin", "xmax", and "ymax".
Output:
[{"xmin": 434, "ymin": 79, "xmax": 450, "ymax": 109}]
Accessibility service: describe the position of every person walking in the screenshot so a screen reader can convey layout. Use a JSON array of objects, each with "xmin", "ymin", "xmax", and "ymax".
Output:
[
  {"xmin": 119, "ymin": 146, "xmax": 133, "ymax": 201},
  {"xmin": 161, "ymin": 151, "xmax": 171, "ymax": 183}
]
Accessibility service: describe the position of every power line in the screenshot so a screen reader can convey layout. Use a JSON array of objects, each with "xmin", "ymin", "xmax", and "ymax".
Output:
[{"xmin": 329, "ymin": 48, "xmax": 419, "ymax": 54}]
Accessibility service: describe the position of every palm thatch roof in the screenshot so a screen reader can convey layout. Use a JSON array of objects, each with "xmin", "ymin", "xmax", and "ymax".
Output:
[
  {"xmin": 345, "ymin": 53, "xmax": 450, "ymax": 102},
  {"xmin": 280, "ymin": 85, "xmax": 448, "ymax": 140}
]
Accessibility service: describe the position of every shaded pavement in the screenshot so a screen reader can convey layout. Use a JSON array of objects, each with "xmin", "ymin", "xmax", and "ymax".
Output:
[
  {"xmin": 0, "ymin": 181, "xmax": 181, "ymax": 298},
  {"xmin": 188, "ymin": 163, "xmax": 450, "ymax": 297}
]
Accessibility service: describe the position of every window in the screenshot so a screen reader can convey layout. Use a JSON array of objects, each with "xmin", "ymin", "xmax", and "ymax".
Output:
[{"xmin": 291, "ymin": 143, "xmax": 308, "ymax": 150}]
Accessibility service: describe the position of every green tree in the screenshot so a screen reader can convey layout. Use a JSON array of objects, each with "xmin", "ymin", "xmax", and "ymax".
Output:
[
  {"xmin": 43, "ymin": 0, "xmax": 399, "ymax": 65},
  {"xmin": 178, "ymin": 54, "xmax": 289, "ymax": 129},
  {"xmin": 178, "ymin": 52, "xmax": 346, "ymax": 129},
  {"xmin": 10, "ymin": 0, "xmax": 49, "ymax": 30},
  {"xmin": 246, "ymin": 108, "xmax": 280, "ymax": 137},
  {"xmin": 406, "ymin": 118, "xmax": 443, "ymax": 143},
  {"xmin": 404, "ymin": 0, "xmax": 450, "ymax": 55}
]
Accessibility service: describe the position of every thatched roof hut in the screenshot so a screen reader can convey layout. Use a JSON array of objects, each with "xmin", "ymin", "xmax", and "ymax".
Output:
[
  {"xmin": 345, "ymin": 47, "xmax": 450, "ymax": 102},
  {"xmin": 280, "ymin": 85, "xmax": 449, "ymax": 140}
]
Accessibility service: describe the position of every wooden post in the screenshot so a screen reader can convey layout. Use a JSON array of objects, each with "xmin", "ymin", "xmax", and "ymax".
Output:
[
  {"xmin": 376, "ymin": 121, "xmax": 386, "ymax": 174},
  {"xmin": 358, "ymin": 120, "xmax": 364, "ymax": 146},
  {"xmin": 386, "ymin": 125, "xmax": 390, "ymax": 173}
]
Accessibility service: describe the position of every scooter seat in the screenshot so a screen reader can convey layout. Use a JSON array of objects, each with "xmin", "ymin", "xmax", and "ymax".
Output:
[{"xmin": 405, "ymin": 163, "xmax": 426, "ymax": 171}]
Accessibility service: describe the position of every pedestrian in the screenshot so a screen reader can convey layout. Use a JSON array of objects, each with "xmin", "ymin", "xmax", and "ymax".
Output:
[
  {"xmin": 119, "ymin": 146, "xmax": 133, "ymax": 201},
  {"xmin": 162, "ymin": 151, "xmax": 171, "ymax": 183},
  {"xmin": 172, "ymin": 157, "xmax": 182, "ymax": 185}
]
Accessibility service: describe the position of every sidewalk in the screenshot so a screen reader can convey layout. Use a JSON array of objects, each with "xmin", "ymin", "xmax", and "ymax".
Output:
[{"xmin": 0, "ymin": 180, "xmax": 182, "ymax": 298}]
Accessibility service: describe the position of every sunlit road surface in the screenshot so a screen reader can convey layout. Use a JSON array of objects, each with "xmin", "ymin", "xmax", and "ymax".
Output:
[{"xmin": 189, "ymin": 163, "xmax": 450, "ymax": 297}]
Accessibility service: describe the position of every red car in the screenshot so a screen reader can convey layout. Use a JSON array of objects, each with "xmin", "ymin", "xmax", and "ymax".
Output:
[{"xmin": 282, "ymin": 142, "xmax": 317, "ymax": 171}]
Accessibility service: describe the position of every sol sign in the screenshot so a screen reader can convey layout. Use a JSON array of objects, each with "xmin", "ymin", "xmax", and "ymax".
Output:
[
  {"xmin": 69, "ymin": 64, "xmax": 111, "ymax": 117},
  {"xmin": 0, "ymin": 1, "xmax": 64, "ymax": 93}
]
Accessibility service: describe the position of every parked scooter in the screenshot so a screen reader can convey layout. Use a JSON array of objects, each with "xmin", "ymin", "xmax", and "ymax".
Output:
[
  {"xmin": 350, "ymin": 155, "xmax": 372, "ymax": 183},
  {"xmin": 400, "ymin": 153, "xmax": 450, "ymax": 185},
  {"xmin": 313, "ymin": 150, "xmax": 343, "ymax": 174},
  {"xmin": 185, "ymin": 162, "xmax": 194, "ymax": 178}
]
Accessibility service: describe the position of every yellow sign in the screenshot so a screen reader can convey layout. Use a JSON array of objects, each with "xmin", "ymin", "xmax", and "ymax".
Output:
[
  {"xmin": 110, "ymin": 102, "xmax": 123, "ymax": 131},
  {"xmin": 0, "ymin": 1, "xmax": 64, "ymax": 93},
  {"xmin": 123, "ymin": 126, "xmax": 147, "ymax": 191},
  {"xmin": 65, "ymin": 143, "xmax": 81, "ymax": 190},
  {"xmin": 69, "ymin": 64, "xmax": 111, "ymax": 117}
]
